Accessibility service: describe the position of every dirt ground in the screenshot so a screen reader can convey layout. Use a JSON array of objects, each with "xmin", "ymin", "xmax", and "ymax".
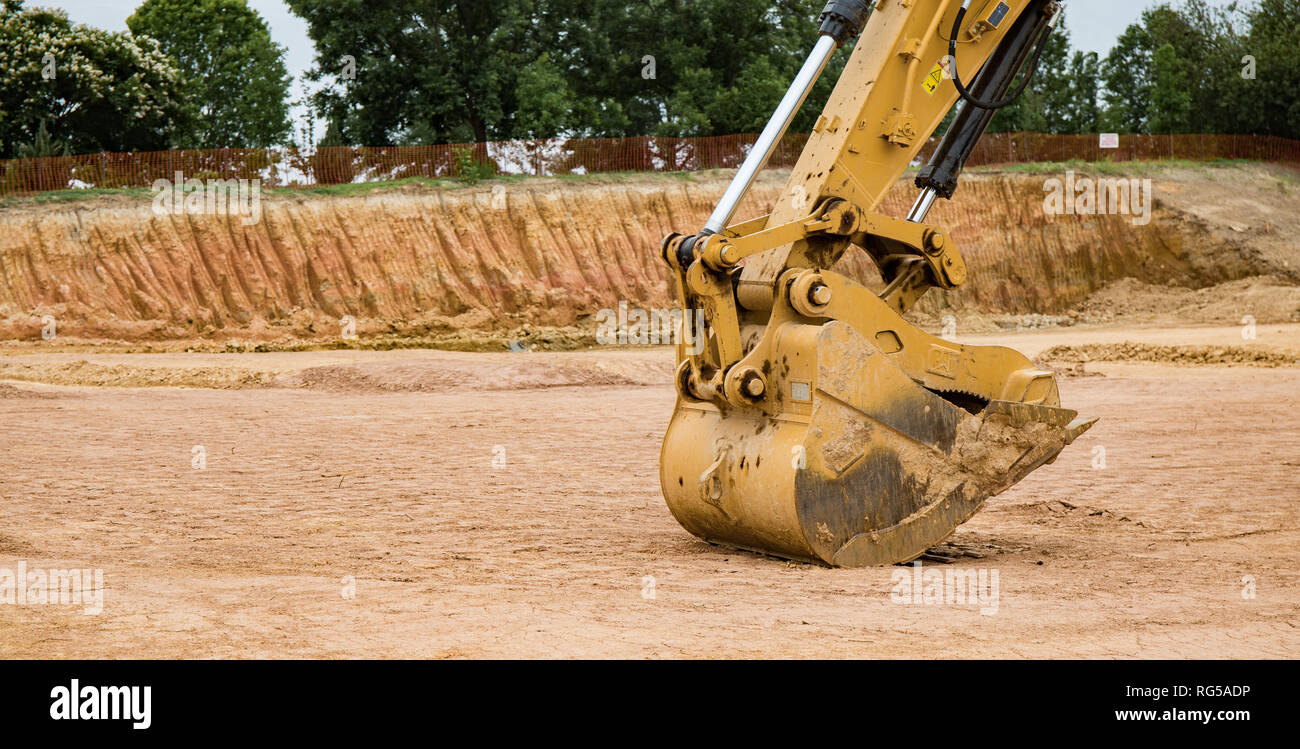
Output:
[{"xmin": 1, "ymin": 323, "xmax": 1298, "ymax": 659}]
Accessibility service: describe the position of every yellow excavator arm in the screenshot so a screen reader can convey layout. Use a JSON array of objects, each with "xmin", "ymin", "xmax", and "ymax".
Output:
[{"xmin": 658, "ymin": 0, "xmax": 1095, "ymax": 567}]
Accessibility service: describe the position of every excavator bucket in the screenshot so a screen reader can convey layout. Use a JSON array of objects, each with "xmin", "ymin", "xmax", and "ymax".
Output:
[
  {"xmin": 656, "ymin": 0, "xmax": 1089, "ymax": 566},
  {"xmin": 661, "ymin": 317, "xmax": 1095, "ymax": 567}
]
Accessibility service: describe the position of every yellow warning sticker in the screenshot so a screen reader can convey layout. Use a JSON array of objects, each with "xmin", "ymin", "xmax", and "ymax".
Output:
[{"xmin": 922, "ymin": 60, "xmax": 946, "ymax": 96}]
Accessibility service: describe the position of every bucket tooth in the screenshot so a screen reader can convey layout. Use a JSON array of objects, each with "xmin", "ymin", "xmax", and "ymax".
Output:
[{"xmin": 1065, "ymin": 416, "xmax": 1100, "ymax": 444}]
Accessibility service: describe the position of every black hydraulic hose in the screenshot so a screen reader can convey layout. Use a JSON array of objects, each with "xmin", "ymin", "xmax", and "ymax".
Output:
[
  {"xmin": 916, "ymin": 1, "xmax": 1057, "ymax": 199},
  {"xmin": 948, "ymin": 4, "xmax": 1052, "ymax": 110}
]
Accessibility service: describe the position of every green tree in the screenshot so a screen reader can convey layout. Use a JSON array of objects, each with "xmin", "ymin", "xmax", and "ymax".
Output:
[
  {"xmin": 127, "ymin": 0, "xmax": 292, "ymax": 148},
  {"xmin": 1100, "ymin": 23, "xmax": 1151, "ymax": 133},
  {"xmin": 1244, "ymin": 0, "xmax": 1300, "ymax": 138},
  {"xmin": 514, "ymin": 53, "xmax": 577, "ymax": 139},
  {"xmin": 286, "ymin": 0, "xmax": 854, "ymax": 144},
  {"xmin": 15, "ymin": 119, "xmax": 71, "ymax": 158},
  {"xmin": 1149, "ymin": 43, "xmax": 1191, "ymax": 133},
  {"xmin": 1101, "ymin": 2, "xmax": 1253, "ymax": 136},
  {"xmin": 1178, "ymin": 1, "xmax": 1251, "ymax": 135},
  {"xmin": 1064, "ymin": 50, "xmax": 1100, "ymax": 133},
  {"xmin": 1142, "ymin": 2, "xmax": 1241, "ymax": 135},
  {"xmin": 603, "ymin": 0, "xmax": 852, "ymax": 137},
  {"xmin": 0, "ymin": 1, "xmax": 189, "ymax": 157},
  {"xmin": 287, "ymin": 0, "xmax": 537, "ymax": 146},
  {"xmin": 987, "ymin": 13, "xmax": 1073, "ymax": 133}
]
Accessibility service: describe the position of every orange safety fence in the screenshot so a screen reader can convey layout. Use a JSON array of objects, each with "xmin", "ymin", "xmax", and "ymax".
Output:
[{"xmin": 1, "ymin": 132, "xmax": 1297, "ymax": 197}]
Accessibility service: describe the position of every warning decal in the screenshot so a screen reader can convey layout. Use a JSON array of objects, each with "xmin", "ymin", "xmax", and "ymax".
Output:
[{"xmin": 922, "ymin": 60, "xmax": 946, "ymax": 96}]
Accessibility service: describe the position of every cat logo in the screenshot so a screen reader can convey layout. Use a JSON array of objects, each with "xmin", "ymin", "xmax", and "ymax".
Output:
[{"xmin": 926, "ymin": 344, "xmax": 960, "ymax": 379}]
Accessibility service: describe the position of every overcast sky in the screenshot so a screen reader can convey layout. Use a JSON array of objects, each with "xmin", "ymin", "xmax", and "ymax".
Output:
[{"xmin": 40, "ymin": 0, "xmax": 1246, "ymax": 134}]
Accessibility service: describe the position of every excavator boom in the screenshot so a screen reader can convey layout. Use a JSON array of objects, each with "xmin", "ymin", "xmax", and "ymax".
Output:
[{"xmin": 658, "ymin": 0, "xmax": 1094, "ymax": 566}]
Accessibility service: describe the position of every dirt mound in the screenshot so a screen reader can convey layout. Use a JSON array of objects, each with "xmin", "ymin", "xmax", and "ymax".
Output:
[
  {"xmin": 277, "ymin": 358, "xmax": 673, "ymax": 393},
  {"xmin": 0, "ymin": 532, "xmax": 39, "ymax": 555},
  {"xmin": 1065, "ymin": 276, "xmax": 1300, "ymax": 326},
  {"xmin": 1038, "ymin": 342, "xmax": 1300, "ymax": 367},
  {"xmin": 0, "ymin": 352, "xmax": 678, "ymax": 391},
  {"xmin": 0, "ymin": 381, "xmax": 55, "ymax": 398},
  {"xmin": 0, "ymin": 359, "xmax": 278, "ymax": 389},
  {"xmin": 1031, "ymin": 359, "xmax": 1105, "ymax": 379},
  {"xmin": 1, "ymin": 162, "xmax": 1297, "ymax": 344},
  {"xmin": 1011, "ymin": 500, "xmax": 1154, "ymax": 529}
]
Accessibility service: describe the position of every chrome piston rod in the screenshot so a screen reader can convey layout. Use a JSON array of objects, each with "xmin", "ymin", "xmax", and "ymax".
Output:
[
  {"xmin": 703, "ymin": 34, "xmax": 839, "ymax": 236},
  {"xmin": 906, "ymin": 187, "xmax": 940, "ymax": 223}
]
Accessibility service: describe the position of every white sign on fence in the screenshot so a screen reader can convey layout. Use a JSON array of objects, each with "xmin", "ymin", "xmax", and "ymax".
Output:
[{"xmin": 1099, "ymin": 133, "xmax": 1120, "ymax": 149}]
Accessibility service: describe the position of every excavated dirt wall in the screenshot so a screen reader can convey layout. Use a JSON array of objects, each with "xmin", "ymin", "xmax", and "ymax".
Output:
[{"xmin": 1, "ymin": 164, "xmax": 1297, "ymax": 342}]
